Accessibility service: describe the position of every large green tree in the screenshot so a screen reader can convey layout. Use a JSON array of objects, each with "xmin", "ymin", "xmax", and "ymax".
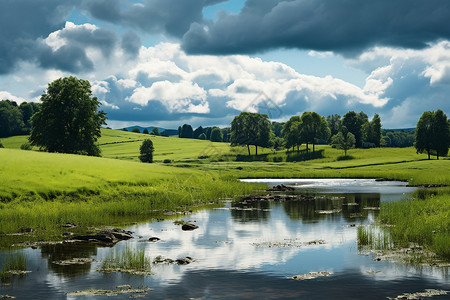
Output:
[
  {"xmin": 342, "ymin": 111, "xmax": 368, "ymax": 148},
  {"xmin": 414, "ymin": 110, "xmax": 450, "ymax": 159},
  {"xmin": 230, "ymin": 112, "xmax": 271, "ymax": 155},
  {"xmin": 29, "ymin": 76, "xmax": 106, "ymax": 156},
  {"xmin": 282, "ymin": 116, "xmax": 302, "ymax": 151},
  {"xmin": 210, "ymin": 127, "xmax": 223, "ymax": 142},
  {"xmin": 300, "ymin": 112, "xmax": 330, "ymax": 152},
  {"xmin": 179, "ymin": 124, "xmax": 193, "ymax": 138},
  {"xmin": 366, "ymin": 113, "xmax": 382, "ymax": 147},
  {"xmin": 139, "ymin": 139, "xmax": 154, "ymax": 163},
  {"xmin": 432, "ymin": 110, "xmax": 450, "ymax": 159}
]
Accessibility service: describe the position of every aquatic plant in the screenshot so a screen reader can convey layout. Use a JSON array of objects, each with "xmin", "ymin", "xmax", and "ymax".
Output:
[
  {"xmin": 0, "ymin": 251, "xmax": 27, "ymax": 282},
  {"xmin": 101, "ymin": 247, "xmax": 151, "ymax": 273}
]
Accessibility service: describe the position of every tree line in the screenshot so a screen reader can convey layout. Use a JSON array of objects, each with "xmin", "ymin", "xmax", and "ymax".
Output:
[{"xmin": 0, "ymin": 100, "xmax": 41, "ymax": 137}]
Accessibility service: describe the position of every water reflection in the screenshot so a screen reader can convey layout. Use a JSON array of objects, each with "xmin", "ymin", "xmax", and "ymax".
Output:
[{"xmin": 1, "ymin": 179, "xmax": 448, "ymax": 300}]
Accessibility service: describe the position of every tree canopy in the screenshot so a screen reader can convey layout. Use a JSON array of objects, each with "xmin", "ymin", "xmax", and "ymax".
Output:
[
  {"xmin": 331, "ymin": 127, "xmax": 356, "ymax": 156},
  {"xmin": 29, "ymin": 76, "xmax": 106, "ymax": 156},
  {"xmin": 231, "ymin": 112, "xmax": 271, "ymax": 155},
  {"xmin": 139, "ymin": 139, "xmax": 154, "ymax": 163},
  {"xmin": 150, "ymin": 127, "xmax": 160, "ymax": 136},
  {"xmin": 415, "ymin": 110, "xmax": 450, "ymax": 159},
  {"xmin": 300, "ymin": 112, "xmax": 330, "ymax": 152},
  {"xmin": 210, "ymin": 127, "xmax": 223, "ymax": 142}
]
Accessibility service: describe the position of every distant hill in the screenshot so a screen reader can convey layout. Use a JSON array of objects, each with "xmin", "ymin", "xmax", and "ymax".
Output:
[
  {"xmin": 116, "ymin": 126, "xmax": 178, "ymax": 136},
  {"xmin": 384, "ymin": 128, "xmax": 415, "ymax": 132}
]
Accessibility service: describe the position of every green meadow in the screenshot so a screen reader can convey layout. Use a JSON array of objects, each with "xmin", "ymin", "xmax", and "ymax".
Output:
[{"xmin": 0, "ymin": 128, "xmax": 449, "ymax": 257}]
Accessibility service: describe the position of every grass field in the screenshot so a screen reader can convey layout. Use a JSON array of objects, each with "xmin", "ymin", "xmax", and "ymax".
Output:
[{"xmin": 0, "ymin": 129, "xmax": 449, "ymax": 257}]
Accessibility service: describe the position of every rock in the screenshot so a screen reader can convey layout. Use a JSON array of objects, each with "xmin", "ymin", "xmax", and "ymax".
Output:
[
  {"xmin": 68, "ymin": 228, "xmax": 133, "ymax": 245},
  {"xmin": 153, "ymin": 256, "xmax": 194, "ymax": 265},
  {"xmin": 266, "ymin": 184, "xmax": 295, "ymax": 192},
  {"xmin": 288, "ymin": 271, "xmax": 333, "ymax": 280},
  {"xmin": 176, "ymin": 257, "xmax": 193, "ymax": 265},
  {"xmin": 181, "ymin": 223, "xmax": 198, "ymax": 231},
  {"xmin": 60, "ymin": 222, "xmax": 78, "ymax": 228},
  {"xmin": 148, "ymin": 237, "xmax": 160, "ymax": 242},
  {"xmin": 18, "ymin": 227, "xmax": 35, "ymax": 233}
]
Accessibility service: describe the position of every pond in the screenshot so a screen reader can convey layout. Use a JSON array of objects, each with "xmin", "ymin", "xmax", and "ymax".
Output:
[{"xmin": 1, "ymin": 179, "xmax": 449, "ymax": 299}]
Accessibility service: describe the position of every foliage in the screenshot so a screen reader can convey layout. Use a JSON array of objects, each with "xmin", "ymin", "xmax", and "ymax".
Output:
[
  {"xmin": 193, "ymin": 126, "xmax": 204, "ymax": 139},
  {"xmin": 0, "ymin": 140, "xmax": 3, "ymax": 148},
  {"xmin": 20, "ymin": 142, "xmax": 32, "ymax": 150},
  {"xmin": 326, "ymin": 114, "xmax": 342, "ymax": 141},
  {"xmin": 150, "ymin": 127, "xmax": 160, "ymax": 136},
  {"xmin": 271, "ymin": 121, "xmax": 284, "ymax": 138},
  {"xmin": 29, "ymin": 77, "xmax": 106, "ymax": 156},
  {"xmin": 0, "ymin": 100, "xmax": 25, "ymax": 137},
  {"xmin": 180, "ymin": 124, "xmax": 193, "ymax": 138},
  {"xmin": 198, "ymin": 133, "xmax": 207, "ymax": 140},
  {"xmin": 342, "ymin": 111, "xmax": 367, "ymax": 148},
  {"xmin": 300, "ymin": 112, "xmax": 330, "ymax": 152},
  {"xmin": 366, "ymin": 113, "xmax": 382, "ymax": 147},
  {"xmin": 381, "ymin": 129, "xmax": 415, "ymax": 147},
  {"xmin": 210, "ymin": 127, "xmax": 223, "ymax": 142},
  {"xmin": 161, "ymin": 130, "xmax": 169, "ymax": 137},
  {"xmin": 283, "ymin": 116, "xmax": 302, "ymax": 151},
  {"xmin": 331, "ymin": 129, "xmax": 356, "ymax": 156},
  {"xmin": 123, "ymin": 128, "xmax": 128, "ymax": 131},
  {"xmin": 131, "ymin": 128, "xmax": 141, "ymax": 133},
  {"xmin": 139, "ymin": 139, "xmax": 154, "ymax": 163},
  {"xmin": 230, "ymin": 112, "xmax": 271, "ymax": 155},
  {"xmin": 142, "ymin": 128, "xmax": 149, "ymax": 134},
  {"xmin": 221, "ymin": 127, "xmax": 230, "ymax": 142},
  {"xmin": 415, "ymin": 110, "xmax": 450, "ymax": 159}
]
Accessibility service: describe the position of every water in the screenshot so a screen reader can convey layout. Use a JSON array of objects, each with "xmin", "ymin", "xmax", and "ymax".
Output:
[{"xmin": 1, "ymin": 179, "xmax": 449, "ymax": 299}]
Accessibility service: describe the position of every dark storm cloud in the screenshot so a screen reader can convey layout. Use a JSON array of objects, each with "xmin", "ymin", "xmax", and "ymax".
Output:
[
  {"xmin": 0, "ymin": 0, "xmax": 78, "ymax": 74},
  {"xmin": 82, "ymin": 0, "xmax": 228, "ymax": 37},
  {"xmin": 121, "ymin": 31, "xmax": 141, "ymax": 57},
  {"xmin": 182, "ymin": 0, "xmax": 450, "ymax": 55}
]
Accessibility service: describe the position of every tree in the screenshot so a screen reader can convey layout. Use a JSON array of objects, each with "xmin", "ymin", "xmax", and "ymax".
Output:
[
  {"xmin": 193, "ymin": 126, "xmax": 204, "ymax": 139},
  {"xmin": 282, "ymin": 116, "xmax": 302, "ymax": 151},
  {"xmin": 131, "ymin": 128, "xmax": 141, "ymax": 133},
  {"xmin": 326, "ymin": 114, "xmax": 342, "ymax": 141},
  {"xmin": 161, "ymin": 130, "xmax": 169, "ymax": 137},
  {"xmin": 143, "ymin": 128, "xmax": 149, "ymax": 134},
  {"xmin": 19, "ymin": 102, "xmax": 40, "ymax": 130},
  {"xmin": 221, "ymin": 128, "xmax": 230, "ymax": 142},
  {"xmin": 331, "ymin": 127, "xmax": 356, "ymax": 156},
  {"xmin": 210, "ymin": 127, "xmax": 223, "ymax": 142},
  {"xmin": 150, "ymin": 127, "xmax": 160, "ymax": 136},
  {"xmin": 179, "ymin": 124, "xmax": 193, "ymax": 138},
  {"xmin": 0, "ymin": 140, "xmax": 4, "ymax": 148},
  {"xmin": 343, "ymin": 111, "xmax": 366, "ymax": 148},
  {"xmin": 123, "ymin": 128, "xmax": 128, "ymax": 131},
  {"xmin": 432, "ymin": 110, "xmax": 450, "ymax": 159},
  {"xmin": 300, "ymin": 112, "xmax": 330, "ymax": 152},
  {"xmin": 29, "ymin": 77, "xmax": 106, "ymax": 156},
  {"xmin": 367, "ymin": 113, "xmax": 382, "ymax": 147},
  {"xmin": 0, "ymin": 100, "xmax": 24, "ymax": 137},
  {"xmin": 415, "ymin": 111, "xmax": 435, "ymax": 159},
  {"xmin": 230, "ymin": 112, "xmax": 271, "ymax": 155},
  {"xmin": 139, "ymin": 139, "xmax": 154, "ymax": 163},
  {"xmin": 198, "ymin": 133, "xmax": 207, "ymax": 140}
]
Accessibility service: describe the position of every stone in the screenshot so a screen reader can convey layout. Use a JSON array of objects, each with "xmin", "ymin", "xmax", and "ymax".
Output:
[
  {"xmin": 181, "ymin": 223, "xmax": 198, "ymax": 231},
  {"xmin": 148, "ymin": 237, "xmax": 160, "ymax": 242}
]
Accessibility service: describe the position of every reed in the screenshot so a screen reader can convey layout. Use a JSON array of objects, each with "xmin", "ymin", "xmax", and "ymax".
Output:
[{"xmin": 102, "ymin": 246, "xmax": 151, "ymax": 273}]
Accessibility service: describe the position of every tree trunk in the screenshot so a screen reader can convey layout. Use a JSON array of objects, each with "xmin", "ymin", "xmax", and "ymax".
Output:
[
  {"xmin": 313, "ymin": 143, "xmax": 315, "ymax": 153},
  {"xmin": 297, "ymin": 145, "xmax": 299, "ymax": 152},
  {"xmin": 437, "ymin": 152, "xmax": 439, "ymax": 160},
  {"xmin": 247, "ymin": 144, "xmax": 250, "ymax": 156},
  {"xmin": 255, "ymin": 145, "xmax": 258, "ymax": 156},
  {"xmin": 427, "ymin": 150, "xmax": 430, "ymax": 160},
  {"xmin": 306, "ymin": 143, "xmax": 309, "ymax": 152},
  {"xmin": 292, "ymin": 146, "xmax": 294, "ymax": 152}
]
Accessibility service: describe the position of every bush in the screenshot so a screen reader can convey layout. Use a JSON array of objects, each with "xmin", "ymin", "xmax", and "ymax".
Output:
[
  {"xmin": 139, "ymin": 139, "xmax": 154, "ymax": 163},
  {"xmin": 163, "ymin": 159, "xmax": 172, "ymax": 163},
  {"xmin": 20, "ymin": 143, "xmax": 32, "ymax": 150},
  {"xmin": 0, "ymin": 140, "xmax": 3, "ymax": 148},
  {"xmin": 132, "ymin": 128, "xmax": 141, "ymax": 133}
]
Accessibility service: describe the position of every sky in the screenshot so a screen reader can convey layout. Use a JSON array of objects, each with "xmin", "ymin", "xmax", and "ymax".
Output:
[{"xmin": 1, "ymin": 0, "xmax": 450, "ymax": 129}]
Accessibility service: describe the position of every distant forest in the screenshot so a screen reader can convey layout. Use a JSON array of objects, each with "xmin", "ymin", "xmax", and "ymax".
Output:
[{"xmin": 0, "ymin": 99, "xmax": 421, "ymax": 148}]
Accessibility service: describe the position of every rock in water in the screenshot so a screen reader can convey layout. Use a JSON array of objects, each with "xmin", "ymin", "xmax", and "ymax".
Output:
[{"xmin": 181, "ymin": 223, "xmax": 198, "ymax": 231}]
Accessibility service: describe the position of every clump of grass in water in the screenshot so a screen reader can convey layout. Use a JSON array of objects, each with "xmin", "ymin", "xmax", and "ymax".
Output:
[
  {"xmin": 101, "ymin": 247, "xmax": 151, "ymax": 274},
  {"xmin": 357, "ymin": 225, "xmax": 393, "ymax": 250},
  {"xmin": 1, "ymin": 251, "xmax": 27, "ymax": 283}
]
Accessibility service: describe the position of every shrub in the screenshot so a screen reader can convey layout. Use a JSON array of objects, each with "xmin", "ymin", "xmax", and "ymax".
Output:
[
  {"xmin": 0, "ymin": 140, "xmax": 3, "ymax": 148},
  {"xmin": 163, "ymin": 159, "xmax": 172, "ymax": 163},
  {"xmin": 132, "ymin": 128, "xmax": 141, "ymax": 133},
  {"xmin": 20, "ymin": 143, "xmax": 32, "ymax": 150}
]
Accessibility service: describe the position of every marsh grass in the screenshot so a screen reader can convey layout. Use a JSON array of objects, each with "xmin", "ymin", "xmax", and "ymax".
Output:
[
  {"xmin": 0, "ymin": 251, "xmax": 27, "ymax": 282},
  {"xmin": 380, "ymin": 188, "xmax": 450, "ymax": 258},
  {"xmin": 357, "ymin": 225, "xmax": 393, "ymax": 250},
  {"xmin": 101, "ymin": 246, "xmax": 151, "ymax": 273}
]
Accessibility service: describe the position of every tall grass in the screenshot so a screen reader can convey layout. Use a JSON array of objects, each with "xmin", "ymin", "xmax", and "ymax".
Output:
[
  {"xmin": 380, "ymin": 188, "xmax": 450, "ymax": 258},
  {"xmin": 102, "ymin": 246, "xmax": 151, "ymax": 273},
  {"xmin": 357, "ymin": 225, "xmax": 392, "ymax": 250},
  {"xmin": 0, "ymin": 251, "xmax": 27, "ymax": 282}
]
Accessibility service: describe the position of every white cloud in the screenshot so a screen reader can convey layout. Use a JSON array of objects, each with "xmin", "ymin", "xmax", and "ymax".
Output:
[{"xmin": 0, "ymin": 91, "xmax": 28, "ymax": 104}]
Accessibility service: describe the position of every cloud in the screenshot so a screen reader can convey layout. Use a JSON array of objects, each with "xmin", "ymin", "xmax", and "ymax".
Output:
[
  {"xmin": 82, "ymin": 0, "xmax": 227, "ymax": 37},
  {"xmin": 0, "ymin": 0, "xmax": 78, "ymax": 74},
  {"xmin": 0, "ymin": 91, "xmax": 28, "ymax": 104},
  {"xmin": 182, "ymin": 0, "xmax": 450, "ymax": 55}
]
